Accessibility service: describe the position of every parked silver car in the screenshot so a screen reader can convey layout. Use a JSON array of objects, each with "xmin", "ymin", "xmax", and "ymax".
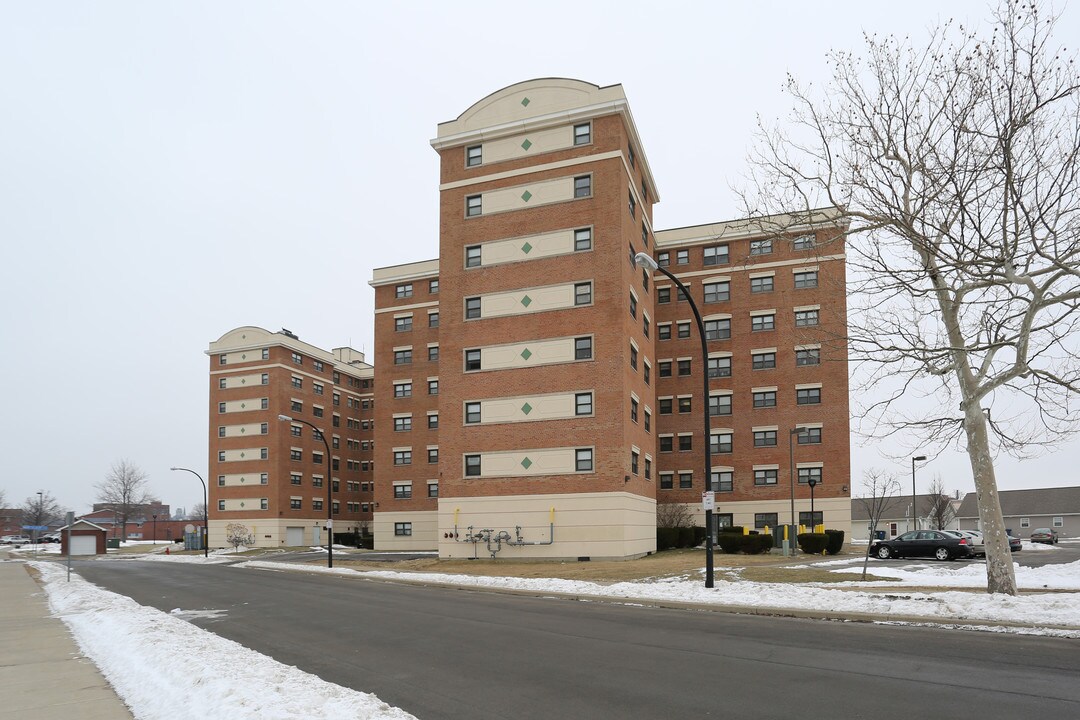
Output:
[
  {"xmin": 1, "ymin": 535, "xmax": 31, "ymax": 546},
  {"xmin": 944, "ymin": 530, "xmax": 985, "ymax": 557}
]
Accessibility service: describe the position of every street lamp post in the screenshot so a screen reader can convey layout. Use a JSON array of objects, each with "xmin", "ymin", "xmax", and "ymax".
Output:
[
  {"xmin": 152, "ymin": 514, "xmax": 158, "ymax": 544},
  {"xmin": 635, "ymin": 252, "xmax": 714, "ymax": 588},
  {"xmin": 279, "ymin": 414, "xmax": 334, "ymax": 569},
  {"xmin": 911, "ymin": 455, "xmax": 927, "ymax": 532},
  {"xmin": 169, "ymin": 467, "xmax": 208, "ymax": 558}
]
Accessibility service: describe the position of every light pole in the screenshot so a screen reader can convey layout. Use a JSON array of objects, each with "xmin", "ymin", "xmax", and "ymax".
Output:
[
  {"xmin": 635, "ymin": 252, "xmax": 714, "ymax": 588},
  {"xmin": 279, "ymin": 414, "xmax": 334, "ymax": 568},
  {"xmin": 911, "ymin": 455, "xmax": 927, "ymax": 532},
  {"xmin": 152, "ymin": 514, "xmax": 158, "ymax": 544},
  {"xmin": 170, "ymin": 467, "xmax": 208, "ymax": 558}
]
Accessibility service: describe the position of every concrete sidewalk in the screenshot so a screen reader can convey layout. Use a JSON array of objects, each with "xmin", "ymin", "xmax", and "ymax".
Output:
[{"xmin": 0, "ymin": 559, "xmax": 132, "ymax": 719}]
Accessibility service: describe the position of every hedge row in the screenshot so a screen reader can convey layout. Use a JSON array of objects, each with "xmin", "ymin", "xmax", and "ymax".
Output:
[
  {"xmin": 717, "ymin": 530, "xmax": 773, "ymax": 554},
  {"xmin": 656, "ymin": 526, "xmax": 707, "ymax": 550}
]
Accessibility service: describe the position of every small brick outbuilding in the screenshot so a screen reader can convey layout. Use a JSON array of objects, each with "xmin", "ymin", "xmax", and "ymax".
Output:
[{"xmin": 58, "ymin": 519, "xmax": 108, "ymax": 556}]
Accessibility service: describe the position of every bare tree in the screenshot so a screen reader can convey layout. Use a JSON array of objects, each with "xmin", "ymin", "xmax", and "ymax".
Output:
[
  {"xmin": 745, "ymin": 2, "xmax": 1080, "ymax": 595},
  {"xmin": 186, "ymin": 503, "xmax": 207, "ymax": 522},
  {"xmin": 0, "ymin": 489, "xmax": 7, "ymax": 509},
  {"xmin": 21, "ymin": 491, "xmax": 61, "ymax": 531},
  {"xmin": 925, "ymin": 474, "xmax": 956, "ymax": 531},
  {"xmin": 225, "ymin": 522, "xmax": 253, "ymax": 551},
  {"xmin": 656, "ymin": 503, "xmax": 695, "ymax": 529},
  {"xmin": 856, "ymin": 469, "xmax": 902, "ymax": 580},
  {"xmin": 96, "ymin": 460, "xmax": 151, "ymax": 542}
]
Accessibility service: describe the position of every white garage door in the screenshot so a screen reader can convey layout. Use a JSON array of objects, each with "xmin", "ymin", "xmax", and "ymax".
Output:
[
  {"xmin": 71, "ymin": 535, "xmax": 97, "ymax": 556},
  {"xmin": 286, "ymin": 527, "xmax": 304, "ymax": 546}
]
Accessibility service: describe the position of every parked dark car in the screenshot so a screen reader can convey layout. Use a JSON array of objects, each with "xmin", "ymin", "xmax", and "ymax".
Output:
[
  {"xmin": 870, "ymin": 530, "xmax": 974, "ymax": 561},
  {"xmin": 1029, "ymin": 528, "xmax": 1059, "ymax": 545},
  {"xmin": 1008, "ymin": 534, "xmax": 1022, "ymax": 552}
]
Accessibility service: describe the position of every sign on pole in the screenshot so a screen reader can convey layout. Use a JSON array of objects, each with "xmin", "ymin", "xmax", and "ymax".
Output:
[
  {"xmin": 22, "ymin": 525, "xmax": 49, "ymax": 531},
  {"xmin": 701, "ymin": 491, "xmax": 715, "ymax": 511}
]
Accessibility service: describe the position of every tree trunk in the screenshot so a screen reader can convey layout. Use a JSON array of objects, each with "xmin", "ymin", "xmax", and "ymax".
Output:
[{"xmin": 963, "ymin": 404, "xmax": 1017, "ymax": 595}]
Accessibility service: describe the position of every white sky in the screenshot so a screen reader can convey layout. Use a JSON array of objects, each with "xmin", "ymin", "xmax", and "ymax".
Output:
[{"xmin": 2, "ymin": 1, "xmax": 1078, "ymax": 514}]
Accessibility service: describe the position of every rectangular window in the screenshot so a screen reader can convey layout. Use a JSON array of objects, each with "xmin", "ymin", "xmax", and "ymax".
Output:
[
  {"xmin": 709, "ymin": 395, "xmax": 732, "ymax": 416},
  {"xmin": 750, "ymin": 276, "xmax": 774, "ymax": 293},
  {"xmin": 429, "ymin": 312, "xmax": 440, "ymax": 328},
  {"xmin": 754, "ymin": 471, "xmax": 779, "ymax": 486},
  {"xmin": 703, "ymin": 245, "xmax": 729, "ymax": 266},
  {"xmin": 630, "ymin": 398, "xmax": 639, "ymax": 423},
  {"xmin": 575, "ymin": 448, "xmax": 593, "ymax": 472},
  {"xmin": 574, "ymin": 175, "xmax": 592, "ymax": 198},
  {"xmin": 394, "ymin": 522, "xmax": 412, "ymax": 537},
  {"xmin": 629, "ymin": 344, "xmax": 638, "ymax": 370},
  {"xmin": 752, "ymin": 352, "xmax": 776, "ymax": 370},
  {"xmin": 465, "ymin": 349, "xmax": 481, "ymax": 371},
  {"xmin": 678, "ymin": 359, "xmax": 691, "ymax": 376},
  {"xmin": 628, "ymin": 144, "xmax": 636, "ymax": 168},
  {"xmin": 676, "ymin": 249, "xmax": 689, "ymax": 265},
  {"xmin": 755, "ymin": 513, "xmax": 779, "ymax": 529},
  {"xmin": 711, "ymin": 433, "xmax": 733, "ymax": 454},
  {"xmin": 428, "ymin": 346, "xmax": 439, "ymax": 362},
  {"xmin": 394, "ymin": 484, "xmax": 412, "ymax": 499},
  {"xmin": 678, "ymin": 435, "xmax": 692, "ymax": 451},
  {"xmin": 574, "ymin": 122, "xmax": 591, "ymax": 145},
  {"xmin": 708, "ymin": 357, "xmax": 731, "ymax": 378},
  {"xmin": 428, "ymin": 482, "xmax": 439, "ymax": 498},
  {"xmin": 218, "ymin": 500, "xmax": 225, "ymax": 511},
  {"xmin": 703, "ymin": 282, "xmax": 729, "ymax": 303},
  {"xmin": 261, "ymin": 374, "xmax": 269, "ymax": 385},
  {"xmin": 751, "ymin": 314, "xmax": 775, "ymax": 332},
  {"xmin": 290, "ymin": 498, "xmax": 302, "ymax": 510},
  {"xmin": 753, "ymin": 430, "xmax": 778, "ymax": 447},
  {"xmin": 576, "ymin": 392, "xmax": 593, "ymax": 416},
  {"xmin": 466, "ymin": 195, "xmax": 482, "ymax": 217},
  {"xmin": 394, "ymin": 382, "xmax": 412, "ymax": 398},
  {"xmin": 793, "ymin": 235, "xmax": 815, "ymax": 250},
  {"xmin": 799, "ymin": 511, "xmax": 824, "ymax": 528},
  {"xmin": 395, "ymin": 284, "xmax": 413, "ymax": 299},
  {"xmin": 660, "ymin": 473, "xmax": 673, "ymax": 489},
  {"xmin": 291, "ymin": 400, "xmax": 302, "ymax": 412},
  {"xmin": 797, "ymin": 387, "xmax": 822, "ymax": 405},
  {"xmin": 394, "ymin": 417, "xmax": 412, "ymax": 432},
  {"xmin": 631, "ymin": 451, "xmax": 639, "ymax": 475},
  {"xmin": 796, "ymin": 348, "xmax": 821, "ymax": 366},
  {"xmin": 629, "ymin": 291, "xmax": 637, "ymax": 318},
  {"xmin": 659, "ymin": 398, "xmax": 673, "ymax": 414},
  {"xmin": 679, "ymin": 472, "xmax": 693, "ymax": 489},
  {"xmin": 393, "ymin": 450, "xmax": 412, "ymax": 466},
  {"xmin": 312, "ymin": 499, "xmax": 323, "ymax": 510},
  {"xmin": 394, "ymin": 349, "xmax": 412, "ymax": 365},
  {"xmin": 659, "ymin": 361, "xmax": 672, "ymax": 378},
  {"xmin": 291, "ymin": 449, "xmax": 302, "ymax": 461},
  {"xmin": 677, "ymin": 321, "xmax": 691, "ymax": 339},
  {"xmin": 465, "ymin": 297, "xmax": 481, "ymax": 319},
  {"xmin": 218, "ymin": 378, "xmax": 227, "ymax": 389},
  {"xmin": 750, "ymin": 239, "xmax": 773, "ymax": 255},
  {"xmin": 1053, "ymin": 516, "xmax": 1064, "ymax": 527},
  {"xmin": 291, "ymin": 376, "xmax": 303, "ymax": 389},
  {"xmin": 291, "ymin": 473, "xmax": 302, "ymax": 485},
  {"xmin": 575, "ymin": 282, "xmax": 592, "ymax": 305},
  {"xmin": 428, "ymin": 380, "xmax": 439, "ymax": 395},
  {"xmin": 642, "ymin": 315, "xmax": 650, "ymax": 338},
  {"xmin": 291, "ymin": 352, "xmax": 303, "ymax": 365},
  {"xmin": 644, "ymin": 362, "xmax": 651, "ymax": 386},
  {"xmin": 657, "ymin": 252, "xmax": 670, "ymax": 268},
  {"xmin": 628, "ymin": 189, "xmax": 636, "ymax": 217},
  {"xmin": 794, "ymin": 271, "xmax": 819, "ymax": 289},
  {"xmin": 575, "ymin": 336, "xmax": 593, "ymax": 360},
  {"xmin": 798, "ymin": 467, "xmax": 823, "ymax": 484},
  {"xmin": 574, "ymin": 228, "xmax": 592, "ymax": 251},
  {"xmin": 644, "ymin": 457, "xmax": 651, "ymax": 480},
  {"xmin": 704, "ymin": 319, "xmax": 730, "ymax": 340},
  {"xmin": 678, "ymin": 397, "xmax": 692, "ymax": 414},
  {"xmin": 395, "ymin": 316, "xmax": 412, "ymax": 332},
  {"xmin": 465, "ymin": 454, "xmax": 481, "ymax": 476},
  {"xmin": 465, "ymin": 245, "xmax": 482, "ymax": 268},
  {"xmin": 753, "ymin": 391, "xmax": 777, "ymax": 408},
  {"xmin": 428, "ymin": 413, "xmax": 439, "ymax": 429},
  {"xmin": 313, "ymin": 407, "xmax": 324, "ymax": 418},
  {"xmin": 644, "ymin": 409, "xmax": 651, "ymax": 432},
  {"xmin": 642, "ymin": 221, "xmax": 648, "ymax": 247},
  {"xmin": 711, "ymin": 471, "xmax": 734, "ymax": 493},
  {"xmin": 660, "ymin": 436, "xmax": 673, "ymax": 452},
  {"xmin": 466, "ymin": 145, "xmax": 482, "ymax": 166},
  {"xmin": 465, "ymin": 402, "xmax": 481, "ymax": 424},
  {"xmin": 429, "ymin": 279, "xmax": 439, "ymax": 294},
  {"xmin": 658, "ymin": 324, "xmax": 671, "ymax": 341}
]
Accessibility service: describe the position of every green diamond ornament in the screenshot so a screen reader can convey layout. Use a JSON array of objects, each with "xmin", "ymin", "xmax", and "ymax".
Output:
[
  {"xmin": 520, "ymin": 295, "xmax": 532, "ymax": 307},
  {"xmin": 521, "ymin": 402, "xmax": 533, "ymax": 415},
  {"xmin": 240, "ymin": 402, "xmax": 247, "ymax": 409},
  {"xmin": 520, "ymin": 348, "xmax": 532, "ymax": 360},
  {"xmin": 521, "ymin": 138, "xmax": 533, "ymax": 151},
  {"xmin": 521, "ymin": 242, "xmax": 533, "ymax": 254},
  {"xmin": 240, "ymin": 378, "xmax": 247, "ymax": 384},
  {"xmin": 521, "ymin": 457, "xmax": 533, "ymax": 469},
  {"xmin": 521, "ymin": 97, "xmax": 530, "ymax": 107},
  {"xmin": 239, "ymin": 451, "xmax": 246, "ymax": 458},
  {"xmin": 521, "ymin": 190, "xmax": 532, "ymax": 202}
]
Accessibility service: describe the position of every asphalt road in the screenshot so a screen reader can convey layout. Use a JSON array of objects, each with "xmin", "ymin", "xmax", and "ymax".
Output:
[{"xmin": 72, "ymin": 559, "xmax": 1079, "ymax": 720}]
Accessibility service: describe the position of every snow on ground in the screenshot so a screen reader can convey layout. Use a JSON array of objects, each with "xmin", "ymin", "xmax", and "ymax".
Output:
[
  {"xmin": 32, "ymin": 561, "xmax": 415, "ymax": 720},
  {"xmin": 823, "ymin": 558, "xmax": 1080, "ymax": 590},
  {"xmin": 233, "ymin": 559, "xmax": 1080, "ymax": 634}
]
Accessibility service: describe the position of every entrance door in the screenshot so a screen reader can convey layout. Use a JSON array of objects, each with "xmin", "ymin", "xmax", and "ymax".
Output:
[
  {"xmin": 286, "ymin": 527, "xmax": 304, "ymax": 546},
  {"xmin": 312, "ymin": 526, "xmax": 321, "ymax": 546}
]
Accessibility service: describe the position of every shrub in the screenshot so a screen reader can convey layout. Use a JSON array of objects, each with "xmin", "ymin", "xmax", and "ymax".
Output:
[
  {"xmin": 720, "ymin": 526, "xmax": 744, "ymax": 535},
  {"xmin": 741, "ymin": 533, "xmax": 773, "ymax": 554},
  {"xmin": 677, "ymin": 527, "xmax": 696, "ymax": 548},
  {"xmin": 824, "ymin": 529, "xmax": 845, "ymax": 555},
  {"xmin": 656, "ymin": 527, "xmax": 679, "ymax": 551},
  {"xmin": 717, "ymin": 533, "xmax": 743, "ymax": 554},
  {"xmin": 797, "ymin": 533, "xmax": 830, "ymax": 554},
  {"xmin": 693, "ymin": 526, "xmax": 707, "ymax": 547}
]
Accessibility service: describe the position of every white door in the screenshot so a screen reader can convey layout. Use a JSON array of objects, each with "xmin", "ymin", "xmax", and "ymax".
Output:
[
  {"xmin": 286, "ymin": 527, "xmax": 304, "ymax": 546},
  {"xmin": 312, "ymin": 526, "xmax": 321, "ymax": 546},
  {"xmin": 71, "ymin": 535, "xmax": 97, "ymax": 556}
]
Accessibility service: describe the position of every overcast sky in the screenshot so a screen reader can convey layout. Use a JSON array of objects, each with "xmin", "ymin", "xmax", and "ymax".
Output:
[{"xmin": 2, "ymin": 1, "xmax": 1078, "ymax": 515}]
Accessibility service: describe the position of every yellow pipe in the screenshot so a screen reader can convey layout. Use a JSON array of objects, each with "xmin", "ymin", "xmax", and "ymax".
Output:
[{"xmin": 550, "ymin": 507, "xmax": 555, "ymax": 523}]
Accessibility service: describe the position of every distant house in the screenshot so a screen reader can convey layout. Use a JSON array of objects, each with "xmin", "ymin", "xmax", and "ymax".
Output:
[
  {"xmin": 849, "ymin": 493, "xmax": 959, "ymax": 541},
  {"xmin": 0, "ymin": 508, "xmax": 23, "ymax": 536},
  {"xmin": 954, "ymin": 486, "xmax": 1079, "ymax": 539}
]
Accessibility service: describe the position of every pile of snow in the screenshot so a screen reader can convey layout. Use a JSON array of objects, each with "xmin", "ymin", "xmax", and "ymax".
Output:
[
  {"xmin": 32, "ymin": 562, "xmax": 415, "ymax": 719},
  {"xmin": 1021, "ymin": 541, "xmax": 1062, "ymax": 551}
]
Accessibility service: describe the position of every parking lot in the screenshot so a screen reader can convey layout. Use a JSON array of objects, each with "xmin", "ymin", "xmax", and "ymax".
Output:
[{"xmin": 862, "ymin": 540, "xmax": 1080, "ymax": 568}]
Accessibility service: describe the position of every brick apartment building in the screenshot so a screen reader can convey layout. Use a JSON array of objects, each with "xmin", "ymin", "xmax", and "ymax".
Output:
[
  {"xmin": 369, "ymin": 79, "xmax": 851, "ymax": 559},
  {"xmin": 205, "ymin": 326, "xmax": 375, "ymax": 548}
]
